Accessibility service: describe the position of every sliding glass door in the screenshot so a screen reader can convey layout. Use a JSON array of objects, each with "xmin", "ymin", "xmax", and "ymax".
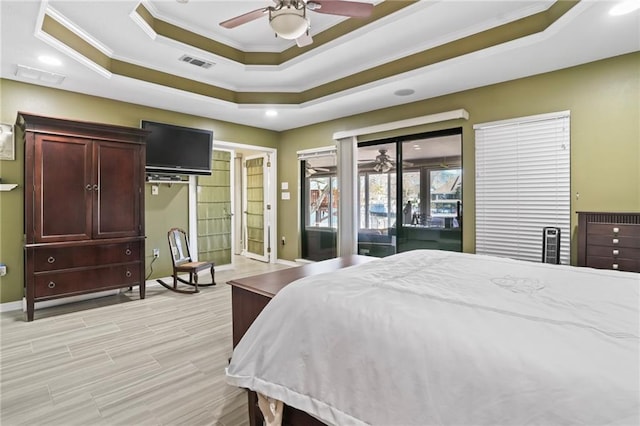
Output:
[
  {"xmin": 357, "ymin": 129, "xmax": 462, "ymax": 257},
  {"xmin": 357, "ymin": 142, "xmax": 397, "ymax": 257},
  {"xmin": 397, "ymin": 136, "xmax": 462, "ymax": 253}
]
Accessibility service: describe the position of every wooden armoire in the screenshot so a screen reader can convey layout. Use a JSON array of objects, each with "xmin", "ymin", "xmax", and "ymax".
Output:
[{"xmin": 18, "ymin": 112, "xmax": 148, "ymax": 321}]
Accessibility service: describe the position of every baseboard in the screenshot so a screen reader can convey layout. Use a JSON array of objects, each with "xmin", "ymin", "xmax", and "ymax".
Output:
[
  {"xmin": 293, "ymin": 258, "xmax": 315, "ymax": 264},
  {"xmin": 1, "ymin": 262, "xmax": 268, "ymax": 314},
  {"xmin": 0, "ymin": 300, "xmax": 23, "ymax": 313},
  {"xmin": 277, "ymin": 259, "xmax": 300, "ymax": 267},
  {"xmin": 0, "ymin": 278, "xmax": 170, "ymax": 313}
]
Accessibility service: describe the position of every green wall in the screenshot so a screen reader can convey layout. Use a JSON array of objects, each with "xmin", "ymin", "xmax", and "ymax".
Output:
[
  {"xmin": 0, "ymin": 80, "xmax": 278, "ymax": 303},
  {"xmin": 1, "ymin": 52, "xmax": 638, "ymax": 303},
  {"xmin": 277, "ymin": 52, "xmax": 640, "ymax": 261}
]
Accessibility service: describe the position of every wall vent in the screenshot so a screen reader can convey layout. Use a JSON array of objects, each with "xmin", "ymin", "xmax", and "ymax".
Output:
[
  {"xmin": 179, "ymin": 55, "xmax": 214, "ymax": 69},
  {"xmin": 16, "ymin": 64, "xmax": 66, "ymax": 84}
]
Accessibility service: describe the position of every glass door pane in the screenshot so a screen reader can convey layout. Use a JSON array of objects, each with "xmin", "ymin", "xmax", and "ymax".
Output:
[
  {"xmin": 301, "ymin": 157, "xmax": 338, "ymax": 261},
  {"xmin": 197, "ymin": 150, "xmax": 232, "ymax": 266},
  {"xmin": 357, "ymin": 143, "xmax": 396, "ymax": 257},
  {"xmin": 243, "ymin": 155, "xmax": 268, "ymax": 261},
  {"xmin": 397, "ymin": 134, "xmax": 462, "ymax": 253}
]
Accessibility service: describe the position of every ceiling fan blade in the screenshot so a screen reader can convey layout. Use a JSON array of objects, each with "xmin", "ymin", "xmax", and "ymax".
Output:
[
  {"xmin": 220, "ymin": 7, "xmax": 269, "ymax": 29},
  {"xmin": 310, "ymin": 0, "xmax": 373, "ymax": 18},
  {"xmin": 296, "ymin": 32, "xmax": 313, "ymax": 47}
]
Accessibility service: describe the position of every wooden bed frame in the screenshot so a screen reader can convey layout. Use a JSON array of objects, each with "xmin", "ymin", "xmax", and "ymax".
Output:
[{"xmin": 227, "ymin": 255, "xmax": 374, "ymax": 426}]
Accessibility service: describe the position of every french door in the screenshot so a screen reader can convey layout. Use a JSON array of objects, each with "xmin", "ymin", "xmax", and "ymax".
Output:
[
  {"xmin": 242, "ymin": 154, "xmax": 271, "ymax": 262},
  {"xmin": 197, "ymin": 150, "xmax": 232, "ymax": 266}
]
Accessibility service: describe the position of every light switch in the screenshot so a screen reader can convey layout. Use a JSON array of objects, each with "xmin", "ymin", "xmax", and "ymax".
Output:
[{"xmin": 151, "ymin": 185, "xmax": 159, "ymax": 195}]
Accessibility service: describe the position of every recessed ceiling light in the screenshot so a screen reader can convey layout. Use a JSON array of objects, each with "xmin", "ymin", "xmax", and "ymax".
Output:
[
  {"xmin": 394, "ymin": 89, "xmax": 415, "ymax": 97},
  {"xmin": 265, "ymin": 109, "xmax": 278, "ymax": 117},
  {"xmin": 38, "ymin": 55, "xmax": 62, "ymax": 66},
  {"xmin": 610, "ymin": 0, "xmax": 640, "ymax": 16}
]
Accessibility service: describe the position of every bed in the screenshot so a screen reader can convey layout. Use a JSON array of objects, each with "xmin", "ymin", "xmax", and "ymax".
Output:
[{"xmin": 226, "ymin": 250, "xmax": 639, "ymax": 425}]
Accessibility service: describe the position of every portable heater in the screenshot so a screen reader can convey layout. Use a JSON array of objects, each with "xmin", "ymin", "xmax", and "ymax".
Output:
[{"xmin": 542, "ymin": 227, "xmax": 561, "ymax": 264}]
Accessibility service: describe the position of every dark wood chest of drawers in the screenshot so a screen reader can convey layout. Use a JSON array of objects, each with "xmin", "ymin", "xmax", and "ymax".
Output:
[{"xmin": 577, "ymin": 212, "xmax": 640, "ymax": 273}]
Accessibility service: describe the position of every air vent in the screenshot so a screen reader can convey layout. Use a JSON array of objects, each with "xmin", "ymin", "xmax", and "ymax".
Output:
[
  {"xmin": 179, "ymin": 55, "xmax": 214, "ymax": 69},
  {"xmin": 16, "ymin": 64, "xmax": 66, "ymax": 85}
]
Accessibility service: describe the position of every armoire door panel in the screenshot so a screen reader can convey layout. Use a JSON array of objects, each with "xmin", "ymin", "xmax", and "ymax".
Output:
[
  {"xmin": 34, "ymin": 134, "xmax": 92, "ymax": 243},
  {"xmin": 94, "ymin": 142, "xmax": 141, "ymax": 238}
]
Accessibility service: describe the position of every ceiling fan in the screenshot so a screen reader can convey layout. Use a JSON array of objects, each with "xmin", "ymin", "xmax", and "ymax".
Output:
[
  {"xmin": 359, "ymin": 149, "xmax": 413, "ymax": 173},
  {"xmin": 305, "ymin": 161, "xmax": 331, "ymax": 177},
  {"xmin": 219, "ymin": 0, "xmax": 374, "ymax": 47}
]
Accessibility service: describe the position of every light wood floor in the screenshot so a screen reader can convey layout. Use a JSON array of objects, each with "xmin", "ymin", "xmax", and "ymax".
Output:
[{"xmin": 0, "ymin": 256, "xmax": 291, "ymax": 426}]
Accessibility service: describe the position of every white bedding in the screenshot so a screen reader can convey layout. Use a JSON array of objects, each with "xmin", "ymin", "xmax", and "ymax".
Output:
[{"xmin": 226, "ymin": 250, "xmax": 640, "ymax": 425}]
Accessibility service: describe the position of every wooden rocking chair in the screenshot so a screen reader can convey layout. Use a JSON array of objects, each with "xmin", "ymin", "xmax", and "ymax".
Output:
[{"xmin": 157, "ymin": 227, "xmax": 216, "ymax": 294}]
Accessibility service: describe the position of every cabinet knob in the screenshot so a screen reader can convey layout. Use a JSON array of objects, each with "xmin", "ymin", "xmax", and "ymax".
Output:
[
  {"xmin": 86, "ymin": 184, "xmax": 92, "ymax": 191},
  {"xmin": 47, "ymin": 256, "xmax": 55, "ymax": 264},
  {"xmin": 612, "ymin": 249, "xmax": 619, "ymax": 256},
  {"xmin": 93, "ymin": 184, "xmax": 99, "ymax": 191},
  {"xmin": 125, "ymin": 270, "xmax": 132, "ymax": 278},
  {"xmin": 125, "ymin": 249, "xmax": 132, "ymax": 256},
  {"xmin": 612, "ymin": 264, "xmax": 619, "ymax": 270},
  {"xmin": 613, "ymin": 227, "xmax": 619, "ymax": 234},
  {"xmin": 47, "ymin": 281, "xmax": 56, "ymax": 288},
  {"xmin": 612, "ymin": 238, "xmax": 619, "ymax": 244}
]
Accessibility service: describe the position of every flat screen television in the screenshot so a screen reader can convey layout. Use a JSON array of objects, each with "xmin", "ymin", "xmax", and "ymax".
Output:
[{"xmin": 142, "ymin": 120, "xmax": 213, "ymax": 176}]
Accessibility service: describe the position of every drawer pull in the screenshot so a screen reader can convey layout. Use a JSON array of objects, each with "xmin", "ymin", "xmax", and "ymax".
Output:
[
  {"xmin": 47, "ymin": 256, "xmax": 55, "ymax": 264},
  {"xmin": 125, "ymin": 249, "xmax": 132, "ymax": 256},
  {"xmin": 612, "ymin": 238, "xmax": 619, "ymax": 244},
  {"xmin": 612, "ymin": 249, "xmax": 619, "ymax": 256},
  {"xmin": 86, "ymin": 184, "xmax": 92, "ymax": 191},
  {"xmin": 93, "ymin": 184, "xmax": 99, "ymax": 191},
  {"xmin": 47, "ymin": 281, "xmax": 56, "ymax": 289},
  {"xmin": 125, "ymin": 270, "xmax": 132, "ymax": 278},
  {"xmin": 612, "ymin": 264, "xmax": 619, "ymax": 270},
  {"xmin": 612, "ymin": 227, "xmax": 619, "ymax": 234}
]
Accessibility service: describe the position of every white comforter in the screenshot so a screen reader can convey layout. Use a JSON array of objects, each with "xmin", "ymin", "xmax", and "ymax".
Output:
[{"xmin": 226, "ymin": 250, "xmax": 640, "ymax": 425}]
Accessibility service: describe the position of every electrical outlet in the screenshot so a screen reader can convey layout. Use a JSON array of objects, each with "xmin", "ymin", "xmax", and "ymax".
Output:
[{"xmin": 153, "ymin": 248, "xmax": 160, "ymax": 258}]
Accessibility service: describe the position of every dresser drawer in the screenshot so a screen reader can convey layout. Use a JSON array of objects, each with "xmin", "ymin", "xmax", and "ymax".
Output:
[
  {"xmin": 586, "ymin": 256, "xmax": 639, "ymax": 273},
  {"xmin": 33, "ymin": 242, "xmax": 141, "ymax": 272},
  {"xmin": 587, "ymin": 223, "xmax": 640, "ymax": 238},
  {"xmin": 34, "ymin": 263, "xmax": 141, "ymax": 298},
  {"xmin": 586, "ymin": 245, "xmax": 640, "ymax": 260},
  {"xmin": 584, "ymin": 235, "xmax": 640, "ymax": 249}
]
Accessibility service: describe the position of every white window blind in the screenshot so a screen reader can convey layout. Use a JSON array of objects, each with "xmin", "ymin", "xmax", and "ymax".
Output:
[{"xmin": 474, "ymin": 111, "xmax": 570, "ymax": 264}]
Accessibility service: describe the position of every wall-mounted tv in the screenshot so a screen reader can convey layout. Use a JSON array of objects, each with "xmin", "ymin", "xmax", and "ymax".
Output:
[{"xmin": 142, "ymin": 120, "xmax": 213, "ymax": 176}]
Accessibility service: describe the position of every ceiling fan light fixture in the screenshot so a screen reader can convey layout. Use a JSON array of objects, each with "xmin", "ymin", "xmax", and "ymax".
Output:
[
  {"xmin": 269, "ymin": 5, "xmax": 308, "ymax": 39},
  {"xmin": 373, "ymin": 162, "xmax": 392, "ymax": 173}
]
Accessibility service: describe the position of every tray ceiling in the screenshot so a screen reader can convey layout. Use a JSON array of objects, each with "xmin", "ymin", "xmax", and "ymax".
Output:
[{"xmin": 1, "ymin": 0, "xmax": 638, "ymax": 131}]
